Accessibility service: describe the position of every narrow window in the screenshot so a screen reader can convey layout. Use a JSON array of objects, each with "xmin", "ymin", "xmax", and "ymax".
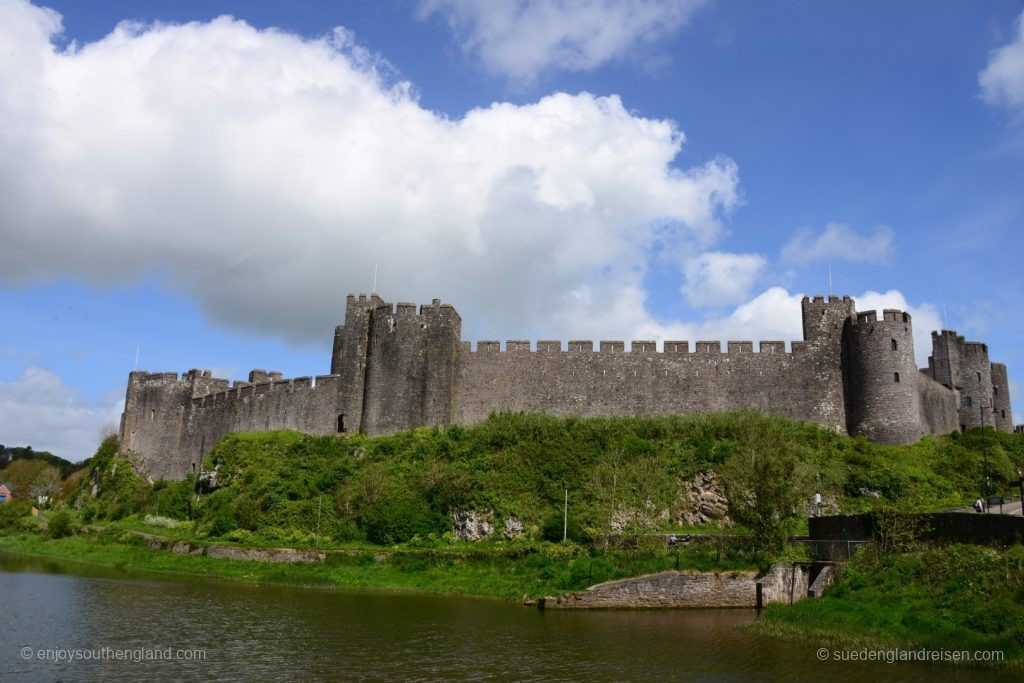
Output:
[
  {"xmin": 977, "ymin": 371, "xmax": 982, "ymax": 382},
  {"xmin": 150, "ymin": 408, "xmax": 155, "ymax": 420},
  {"xmin": 337, "ymin": 414, "xmax": 346, "ymax": 433},
  {"xmin": 890, "ymin": 338, "xmax": 897, "ymax": 351},
  {"xmin": 893, "ymin": 372, "xmax": 900, "ymax": 383},
  {"xmin": 192, "ymin": 463, "xmax": 196, "ymax": 473},
  {"xmin": 1002, "ymin": 410, "xmax": 1006, "ymax": 419},
  {"xmin": 994, "ymin": 387, "xmax": 998, "ymax": 395},
  {"xmin": 965, "ymin": 396, "xmax": 973, "ymax": 407}
]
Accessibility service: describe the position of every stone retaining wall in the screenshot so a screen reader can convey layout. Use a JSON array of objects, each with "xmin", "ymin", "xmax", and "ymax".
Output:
[{"xmin": 540, "ymin": 563, "xmax": 816, "ymax": 609}]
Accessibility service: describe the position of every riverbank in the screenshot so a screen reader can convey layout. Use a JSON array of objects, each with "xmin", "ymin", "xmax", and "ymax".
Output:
[
  {"xmin": 0, "ymin": 530, "xmax": 757, "ymax": 601},
  {"xmin": 750, "ymin": 543, "xmax": 1024, "ymax": 667}
]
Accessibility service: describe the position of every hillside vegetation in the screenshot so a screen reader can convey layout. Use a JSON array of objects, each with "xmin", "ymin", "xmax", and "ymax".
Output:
[{"xmin": 75, "ymin": 411, "xmax": 1024, "ymax": 548}]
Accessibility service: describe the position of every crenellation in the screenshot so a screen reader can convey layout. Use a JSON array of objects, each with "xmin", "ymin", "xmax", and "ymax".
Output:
[{"xmin": 121, "ymin": 292, "xmax": 1015, "ymax": 480}]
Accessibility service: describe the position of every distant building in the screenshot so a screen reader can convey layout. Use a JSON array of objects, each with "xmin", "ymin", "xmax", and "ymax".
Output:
[
  {"xmin": 120, "ymin": 294, "xmax": 1015, "ymax": 481},
  {"xmin": 0, "ymin": 484, "xmax": 12, "ymax": 504}
]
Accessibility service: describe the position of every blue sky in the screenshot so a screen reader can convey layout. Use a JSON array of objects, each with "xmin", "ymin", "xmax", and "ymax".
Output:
[{"xmin": 1, "ymin": 0, "xmax": 1023, "ymax": 460}]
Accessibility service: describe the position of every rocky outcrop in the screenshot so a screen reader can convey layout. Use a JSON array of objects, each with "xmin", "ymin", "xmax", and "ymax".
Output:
[
  {"xmin": 451, "ymin": 510, "xmax": 494, "ymax": 541},
  {"xmin": 804, "ymin": 493, "xmax": 840, "ymax": 517},
  {"xmin": 503, "ymin": 517, "xmax": 524, "ymax": 539},
  {"xmin": 675, "ymin": 472, "xmax": 730, "ymax": 526}
]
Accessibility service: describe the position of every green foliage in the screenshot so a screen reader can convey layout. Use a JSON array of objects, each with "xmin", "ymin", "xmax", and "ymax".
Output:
[
  {"xmin": 719, "ymin": 421, "xmax": 815, "ymax": 552},
  {"xmin": 62, "ymin": 413, "xmax": 1024, "ymax": 552},
  {"xmin": 761, "ymin": 543, "xmax": 1024, "ymax": 660},
  {"xmin": 0, "ymin": 444, "xmax": 84, "ymax": 479},
  {"xmin": 48, "ymin": 510, "xmax": 73, "ymax": 538},
  {"xmin": 0, "ymin": 499, "xmax": 34, "ymax": 530},
  {"xmin": 361, "ymin": 493, "xmax": 449, "ymax": 545}
]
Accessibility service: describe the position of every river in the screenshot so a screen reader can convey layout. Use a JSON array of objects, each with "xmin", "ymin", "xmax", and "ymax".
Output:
[{"xmin": 0, "ymin": 552, "xmax": 999, "ymax": 681}]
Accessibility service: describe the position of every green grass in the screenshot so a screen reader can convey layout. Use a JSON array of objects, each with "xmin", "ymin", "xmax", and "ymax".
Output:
[
  {"xmin": 754, "ymin": 543, "xmax": 1024, "ymax": 665},
  {"xmin": 74, "ymin": 412, "xmax": 1024, "ymax": 551},
  {"xmin": 0, "ymin": 530, "xmax": 757, "ymax": 600}
]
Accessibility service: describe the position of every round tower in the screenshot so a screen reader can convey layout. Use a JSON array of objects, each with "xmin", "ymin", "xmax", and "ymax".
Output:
[{"xmin": 844, "ymin": 309, "xmax": 922, "ymax": 445}]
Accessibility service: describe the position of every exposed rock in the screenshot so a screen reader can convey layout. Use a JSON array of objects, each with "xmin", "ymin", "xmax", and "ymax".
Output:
[
  {"xmin": 503, "ymin": 517, "xmax": 524, "ymax": 539},
  {"xmin": 804, "ymin": 493, "xmax": 840, "ymax": 517},
  {"xmin": 609, "ymin": 505, "xmax": 668, "ymax": 533},
  {"xmin": 451, "ymin": 510, "xmax": 494, "ymax": 541},
  {"xmin": 196, "ymin": 462, "xmax": 221, "ymax": 493},
  {"xmin": 675, "ymin": 471, "xmax": 730, "ymax": 526},
  {"xmin": 858, "ymin": 487, "xmax": 882, "ymax": 499}
]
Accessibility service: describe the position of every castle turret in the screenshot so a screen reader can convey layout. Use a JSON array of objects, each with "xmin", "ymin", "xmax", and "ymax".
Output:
[
  {"xmin": 800, "ymin": 295, "xmax": 856, "ymax": 432},
  {"xmin": 120, "ymin": 369, "xmax": 228, "ymax": 479},
  {"xmin": 332, "ymin": 293, "xmax": 384, "ymax": 434},
  {"xmin": 361, "ymin": 298, "xmax": 461, "ymax": 434},
  {"xmin": 844, "ymin": 309, "xmax": 922, "ymax": 445},
  {"xmin": 991, "ymin": 363, "xmax": 1013, "ymax": 432}
]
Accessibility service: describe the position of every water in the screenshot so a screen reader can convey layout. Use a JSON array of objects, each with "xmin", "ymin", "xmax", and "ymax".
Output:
[{"xmin": 0, "ymin": 552, "xmax": 998, "ymax": 681}]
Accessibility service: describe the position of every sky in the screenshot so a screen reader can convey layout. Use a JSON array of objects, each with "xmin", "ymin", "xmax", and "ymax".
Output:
[{"xmin": 1, "ymin": 0, "xmax": 1023, "ymax": 461}]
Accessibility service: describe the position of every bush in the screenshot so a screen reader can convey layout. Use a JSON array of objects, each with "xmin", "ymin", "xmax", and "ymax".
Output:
[
  {"xmin": 0, "ymin": 500, "xmax": 34, "ymax": 530},
  {"xmin": 48, "ymin": 510, "xmax": 73, "ymax": 538},
  {"xmin": 361, "ymin": 494, "xmax": 449, "ymax": 545}
]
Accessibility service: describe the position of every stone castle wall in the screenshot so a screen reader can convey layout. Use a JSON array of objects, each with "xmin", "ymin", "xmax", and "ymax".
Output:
[{"xmin": 120, "ymin": 294, "xmax": 1014, "ymax": 481}]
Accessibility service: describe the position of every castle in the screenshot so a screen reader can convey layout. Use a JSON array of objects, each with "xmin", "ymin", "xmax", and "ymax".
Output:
[{"xmin": 120, "ymin": 294, "xmax": 1015, "ymax": 480}]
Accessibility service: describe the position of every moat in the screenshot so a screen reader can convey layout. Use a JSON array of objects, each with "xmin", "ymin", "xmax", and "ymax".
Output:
[{"xmin": 0, "ymin": 552, "xmax": 998, "ymax": 681}]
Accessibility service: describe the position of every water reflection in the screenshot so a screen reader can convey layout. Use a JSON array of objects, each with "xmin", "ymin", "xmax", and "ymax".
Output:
[{"xmin": 0, "ymin": 552, "xmax": 998, "ymax": 682}]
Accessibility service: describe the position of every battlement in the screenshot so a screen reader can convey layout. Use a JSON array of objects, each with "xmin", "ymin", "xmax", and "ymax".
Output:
[
  {"xmin": 193, "ymin": 373, "xmax": 338, "ymax": 407},
  {"xmin": 462, "ymin": 339, "xmax": 800, "ymax": 355},
  {"xmin": 850, "ymin": 309, "xmax": 911, "ymax": 325},
  {"xmin": 359, "ymin": 296, "xmax": 461, "ymax": 325},
  {"xmin": 804, "ymin": 295, "xmax": 854, "ymax": 304}
]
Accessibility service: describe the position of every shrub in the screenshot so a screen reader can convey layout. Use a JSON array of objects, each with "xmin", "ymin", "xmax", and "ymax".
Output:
[
  {"xmin": 48, "ymin": 510, "xmax": 73, "ymax": 538},
  {"xmin": 361, "ymin": 494, "xmax": 449, "ymax": 545}
]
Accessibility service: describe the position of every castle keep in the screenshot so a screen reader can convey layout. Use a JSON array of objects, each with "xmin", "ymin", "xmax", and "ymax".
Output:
[{"xmin": 121, "ymin": 294, "xmax": 1015, "ymax": 480}]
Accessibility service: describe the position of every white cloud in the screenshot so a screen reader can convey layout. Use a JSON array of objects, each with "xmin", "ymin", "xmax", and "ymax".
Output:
[
  {"xmin": 0, "ymin": 368, "xmax": 123, "ymax": 461},
  {"xmin": 781, "ymin": 223, "xmax": 895, "ymax": 265},
  {"xmin": 418, "ymin": 0, "xmax": 706, "ymax": 82},
  {"xmin": 681, "ymin": 251, "xmax": 766, "ymax": 307},
  {"xmin": 0, "ymin": 0, "xmax": 740, "ymax": 347},
  {"xmin": 979, "ymin": 10, "xmax": 1024, "ymax": 114}
]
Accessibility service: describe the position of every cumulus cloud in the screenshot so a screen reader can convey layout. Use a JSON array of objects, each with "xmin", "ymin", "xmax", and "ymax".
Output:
[
  {"xmin": 418, "ymin": 0, "xmax": 706, "ymax": 81},
  {"xmin": 780, "ymin": 223, "xmax": 895, "ymax": 265},
  {"xmin": 0, "ymin": 0, "xmax": 739, "ymax": 346},
  {"xmin": 979, "ymin": 9, "xmax": 1024, "ymax": 114},
  {"xmin": 681, "ymin": 251, "xmax": 766, "ymax": 308},
  {"xmin": 0, "ymin": 368, "xmax": 124, "ymax": 461},
  {"xmin": 633, "ymin": 287, "xmax": 940, "ymax": 368}
]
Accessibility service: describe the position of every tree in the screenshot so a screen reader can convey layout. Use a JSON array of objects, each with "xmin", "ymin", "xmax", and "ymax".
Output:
[
  {"xmin": 720, "ymin": 423, "xmax": 814, "ymax": 553},
  {"xmin": 28, "ymin": 465, "xmax": 62, "ymax": 503}
]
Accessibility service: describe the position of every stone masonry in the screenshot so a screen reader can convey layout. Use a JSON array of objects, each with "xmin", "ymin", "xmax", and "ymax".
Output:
[{"xmin": 120, "ymin": 294, "xmax": 1015, "ymax": 480}]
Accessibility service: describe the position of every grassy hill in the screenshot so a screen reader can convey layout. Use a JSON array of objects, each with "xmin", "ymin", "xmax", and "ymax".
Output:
[{"xmin": 77, "ymin": 411, "xmax": 1024, "ymax": 548}]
